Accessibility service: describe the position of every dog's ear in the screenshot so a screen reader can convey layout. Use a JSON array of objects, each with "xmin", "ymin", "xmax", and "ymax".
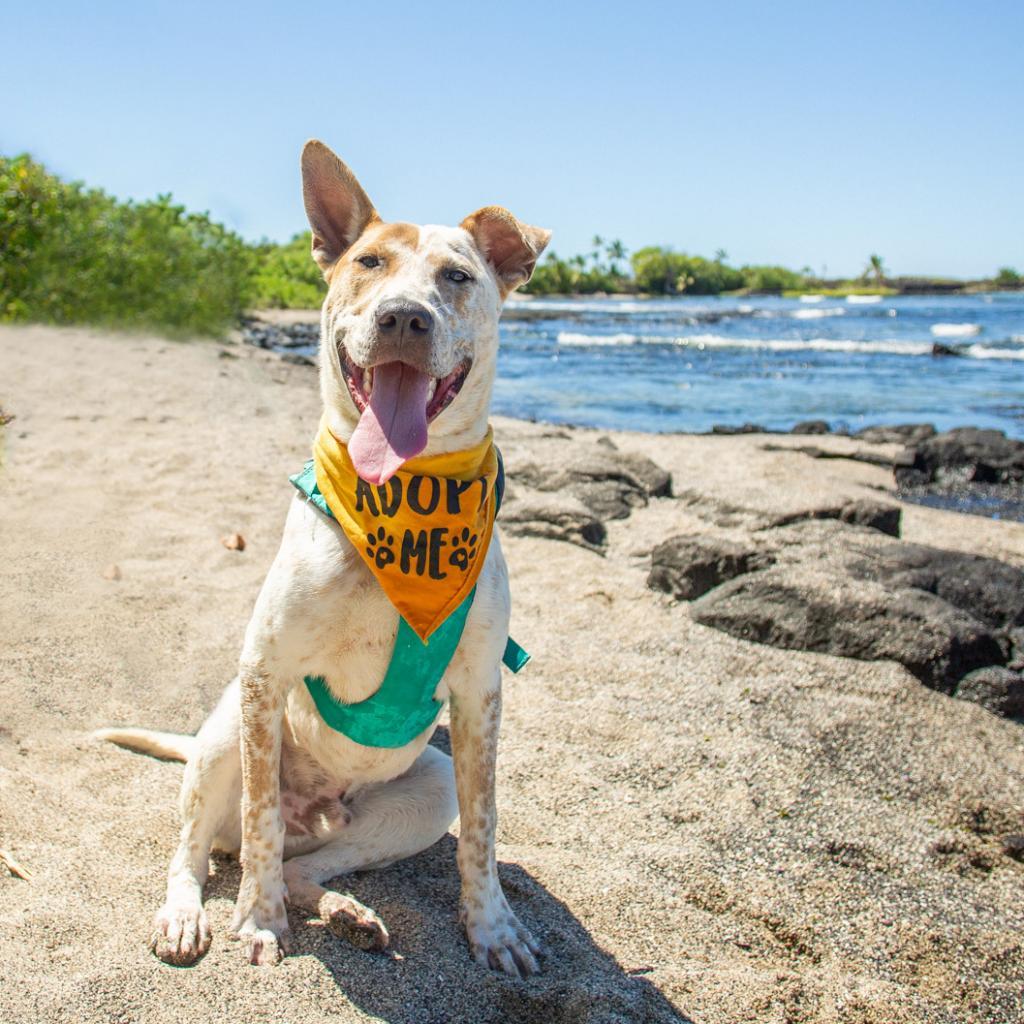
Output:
[
  {"xmin": 301, "ymin": 140, "xmax": 378, "ymax": 273},
  {"xmin": 461, "ymin": 206, "xmax": 551, "ymax": 295}
]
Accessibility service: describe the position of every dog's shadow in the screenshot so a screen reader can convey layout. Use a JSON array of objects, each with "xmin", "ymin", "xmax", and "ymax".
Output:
[{"xmin": 203, "ymin": 728, "xmax": 689, "ymax": 1024}]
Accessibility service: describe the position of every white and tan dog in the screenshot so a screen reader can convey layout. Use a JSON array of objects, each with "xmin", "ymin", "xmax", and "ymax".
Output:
[{"xmin": 97, "ymin": 139, "xmax": 550, "ymax": 977}]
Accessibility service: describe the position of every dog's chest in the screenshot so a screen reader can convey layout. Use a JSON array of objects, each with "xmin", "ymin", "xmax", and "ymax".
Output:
[{"xmin": 257, "ymin": 494, "xmax": 507, "ymax": 785}]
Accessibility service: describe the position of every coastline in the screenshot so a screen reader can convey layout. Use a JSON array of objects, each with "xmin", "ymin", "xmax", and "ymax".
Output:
[{"xmin": 2, "ymin": 324, "xmax": 1024, "ymax": 1024}]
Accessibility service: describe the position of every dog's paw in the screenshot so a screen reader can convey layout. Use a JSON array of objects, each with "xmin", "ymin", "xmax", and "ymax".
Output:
[
  {"xmin": 238, "ymin": 925, "xmax": 292, "ymax": 966},
  {"xmin": 151, "ymin": 901, "xmax": 211, "ymax": 966},
  {"xmin": 320, "ymin": 892, "xmax": 389, "ymax": 951},
  {"xmin": 231, "ymin": 899, "xmax": 292, "ymax": 966},
  {"xmin": 464, "ymin": 902, "xmax": 542, "ymax": 978}
]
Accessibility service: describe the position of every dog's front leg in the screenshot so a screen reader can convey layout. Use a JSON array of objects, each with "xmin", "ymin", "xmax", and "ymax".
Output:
[
  {"xmin": 230, "ymin": 658, "xmax": 291, "ymax": 965},
  {"xmin": 450, "ymin": 668, "xmax": 541, "ymax": 977}
]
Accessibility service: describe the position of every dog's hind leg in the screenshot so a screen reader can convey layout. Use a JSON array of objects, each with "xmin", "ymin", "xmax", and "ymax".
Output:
[
  {"xmin": 283, "ymin": 744, "xmax": 457, "ymax": 951},
  {"xmin": 151, "ymin": 680, "xmax": 243, "ymax": 965}
]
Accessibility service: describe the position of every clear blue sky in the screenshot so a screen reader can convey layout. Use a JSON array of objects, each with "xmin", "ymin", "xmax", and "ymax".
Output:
[{"xmin": 6, "ymin": 1, "xmax": 1022, "ymax": 278}]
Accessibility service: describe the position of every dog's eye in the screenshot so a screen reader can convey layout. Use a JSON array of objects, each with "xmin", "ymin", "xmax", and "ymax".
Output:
[
  {"xmin": 445, "ymin": 269, "xmax": 472, "ymax": 284},
  {"xmin": 356, "ymin": 254, "xmax": 380, "ymax": 269}
]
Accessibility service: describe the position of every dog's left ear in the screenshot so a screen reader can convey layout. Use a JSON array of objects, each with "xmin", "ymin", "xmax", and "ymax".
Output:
[{"xmin": 461, "ymin": 206, "xmax": 551, "ymax": 295}]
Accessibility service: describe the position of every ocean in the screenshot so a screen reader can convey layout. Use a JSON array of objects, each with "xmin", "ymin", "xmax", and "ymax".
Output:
[{"xmin": 494, "ymin": 292, "xmax": 1024, "ymax": 437}]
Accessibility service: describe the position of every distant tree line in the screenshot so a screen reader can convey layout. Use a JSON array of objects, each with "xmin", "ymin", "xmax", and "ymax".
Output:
[
  {"xmin": 1, "ymin": 155, "xmax": 1020, "ymax": 337},
  {"xmin": 523, "ymin": 238, "xmax": 807, "ymax": 295}
]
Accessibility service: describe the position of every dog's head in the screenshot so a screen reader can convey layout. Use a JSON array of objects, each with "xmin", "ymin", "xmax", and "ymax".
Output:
[{"xmin": 301, "ymin": 140, "xmax": 550, "ymax": 485}]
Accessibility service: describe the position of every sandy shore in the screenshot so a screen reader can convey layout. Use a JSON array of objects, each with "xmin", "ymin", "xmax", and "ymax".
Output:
[{"xmin": 1, "ymin": 324, "xmax": 1023, "ymax": 1024}]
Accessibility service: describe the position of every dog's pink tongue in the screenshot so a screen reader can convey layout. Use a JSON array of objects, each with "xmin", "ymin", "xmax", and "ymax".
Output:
[{"xmin": 348, "ymin": 362, "xmax": 430, "ymax": 484}]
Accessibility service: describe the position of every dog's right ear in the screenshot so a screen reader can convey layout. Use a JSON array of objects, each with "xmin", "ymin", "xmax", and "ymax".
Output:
[{"xmin": 301, "ymin": 140, "xmax": 378, "ymax": 274}]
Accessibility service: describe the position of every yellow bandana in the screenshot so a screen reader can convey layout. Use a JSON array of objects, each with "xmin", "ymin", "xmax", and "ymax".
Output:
[{"xmin": 313, "ymin": 419, "xmax": 499, "ymax": 642}]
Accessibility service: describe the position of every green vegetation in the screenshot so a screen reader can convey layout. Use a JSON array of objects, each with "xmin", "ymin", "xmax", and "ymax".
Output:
[
  {"xmin": 250, "ymin": 231, "xmax": 326, "ymax": 309},
  {"xmin": 526, "ymin": 236, "xmax": 632, "ymax": 294},
  {"xmin": 862, "ymin": 253, "xmax": 888, "ymax": 287},
  {"xmin": 1, "ymin": 154, "xmax": 253, "ymax": 336},
  {"xmin": 525, "ymin": 245, "xmax": 804, "ymax": 296},
  {"xmin": 2, "ymin": 156, "xmax": 1021, "ymax": 337}
]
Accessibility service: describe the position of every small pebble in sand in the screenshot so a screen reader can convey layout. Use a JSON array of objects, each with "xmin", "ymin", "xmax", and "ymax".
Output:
[
  {"xmin": 222, "ymin": 533, "xmax": 246, "ymax": 551},
  {"xmin": 102, "ymin": 564, "xmax": 122, "ymax": 581},
  {"xmin": 1002, "ymin": 834, "xmax": 1024, "ymax": 861}
]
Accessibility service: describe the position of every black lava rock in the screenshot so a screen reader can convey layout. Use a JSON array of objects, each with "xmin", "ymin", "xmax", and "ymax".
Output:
[
  {"xmin": 859, "ymin": 544, "xmax": 1024, "ymax": 630},
  {"xmin": 955, "ymin": 668, "xmax": 1024, "ymax": 718},
  {"xmin": 853, "ymin": 424, "xmax": 937, "ymax": 445},
  {"xmin": 690, "ymin": 568, "xmax": 1004, "ymax": 693},
  {"xmin": 647, "ymin": 537, "xmax": 771, "ymax": 601},
  {"xmin": 895, "ymin": 428, "xmax": 1024, "ymax": 487}
]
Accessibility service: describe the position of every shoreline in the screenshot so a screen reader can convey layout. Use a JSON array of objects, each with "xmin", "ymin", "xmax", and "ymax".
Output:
[
  {"xmin": 3, "ymin": 323, "xmax": 1024, "ymax": 1024},
  {"xmin": 239, "ymin": 313, "xmax": 1024, "ymax": 522}
]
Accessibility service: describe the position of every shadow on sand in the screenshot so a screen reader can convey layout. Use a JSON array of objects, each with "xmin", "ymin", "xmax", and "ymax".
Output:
[
  {"xmin": 202, "ymin": 729, "xmax": 689, "ymax": 1024},
  {"xmin": 207, "ymin": 840, "xmax": 687, "ymax": 1024}
]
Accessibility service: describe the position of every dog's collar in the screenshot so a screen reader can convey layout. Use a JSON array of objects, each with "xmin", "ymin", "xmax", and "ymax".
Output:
[{"xmin": 289, "ymin": 452, "xmax": 528, "ymax": 750}]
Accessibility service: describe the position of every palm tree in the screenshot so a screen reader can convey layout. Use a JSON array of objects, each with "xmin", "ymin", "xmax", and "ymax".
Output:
[
  {"xmin": 605, "ymin": 239, "xmax": 627, "ymax": 276},
  {"xmin": 863, "ymin": 254, "xmax": 887, "ymax": 286},
  {"xmin": 714, "ymin": 248, "xmax": 728, "ymax": 264}
]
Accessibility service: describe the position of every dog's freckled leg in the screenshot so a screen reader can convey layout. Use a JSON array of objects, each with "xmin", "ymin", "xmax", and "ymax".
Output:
[
  {"xmin": 230, "ymin": 661, "xmax": 292, "ymax": 966},
  {"xmin": 150, "ymin": 691, "xmax": 242, "ymax": 966},
  {"xmin": 450, "ymin": 671, "xmax": 541, "ymax": 977}
]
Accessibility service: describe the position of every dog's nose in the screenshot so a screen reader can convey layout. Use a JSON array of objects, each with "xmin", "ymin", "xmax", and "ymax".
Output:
[{"xmin": 375, "ymin": 300, "xmax": 434, "ymax": 338}]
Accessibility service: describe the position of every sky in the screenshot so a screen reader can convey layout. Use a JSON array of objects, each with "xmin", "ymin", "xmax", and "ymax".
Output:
[{"xmin": 5, "ymin": 1, "xmax": 1023, "ymax": 278}]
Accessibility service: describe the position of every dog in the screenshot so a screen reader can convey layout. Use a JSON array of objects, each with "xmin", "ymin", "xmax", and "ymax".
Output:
[{"xmin": 96, "ymin": 139, "xmax": 550, "ymax": 977}]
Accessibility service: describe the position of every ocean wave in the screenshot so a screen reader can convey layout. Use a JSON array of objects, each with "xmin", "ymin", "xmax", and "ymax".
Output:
[
  {"xmin": 966, "ymin": 344, "xmax": 1024, "ymax": 361},
  {"xmin": 557, "ymin": 332, "xmax": 640, "ymax": 347},
  {"xmin": 791, "ymin": 307, "xmax": 846, "ymax": 320},
  {"xmin": 555, "ymin": 331, "xmax": 1024, "ymax": 361},
  {"xmin": 931, "ymin": 322, "xmax": 983, "ymax": 338},
  {"xmin": 799, "ymin": 294, "xmax": 824, "ymax": 303},
  {"xmin": 846, "ymin": 295, "xmax": 883, "ymax": 304},
  {"xmin": 557, "ymin": 331, "xmax": 932, "ymax": 355}
]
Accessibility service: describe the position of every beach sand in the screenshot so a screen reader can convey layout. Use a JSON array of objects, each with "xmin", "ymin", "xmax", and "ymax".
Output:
[{"xmin": 1, "ymin": 324, "xmax": 1022, "ymax": 1024}]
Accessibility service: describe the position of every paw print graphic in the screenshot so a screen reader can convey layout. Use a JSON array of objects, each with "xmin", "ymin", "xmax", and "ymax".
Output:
[
  {"xmin": 365, "ymin": 526, "xmax": 396, "ymax": 569},
  {"xmin": 448, "ymin": 527, "xmax": 478, "ymax": 572}
]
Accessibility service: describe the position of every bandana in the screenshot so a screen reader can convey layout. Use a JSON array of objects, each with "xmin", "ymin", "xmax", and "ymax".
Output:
[{"xmin": 313, "ymin": 418, "xmax": 500, "ymax": 642}]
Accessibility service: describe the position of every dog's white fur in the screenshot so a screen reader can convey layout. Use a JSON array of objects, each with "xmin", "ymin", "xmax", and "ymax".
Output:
[{"xmin": 97, "ymin": 140, "xmax": 550, "ymax": 976}]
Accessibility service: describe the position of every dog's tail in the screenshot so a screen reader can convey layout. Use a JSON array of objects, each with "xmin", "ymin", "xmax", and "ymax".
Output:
[{"xmin": 93, "ymin": 727, "xmax": 196, "ymax": 763}]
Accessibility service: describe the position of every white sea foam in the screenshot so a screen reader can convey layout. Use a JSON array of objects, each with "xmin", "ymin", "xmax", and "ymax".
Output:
[
  {"xmin": 556, "ymin": 332, "xmax": 640, "ymax": 346},
  {"xmin": 799, "ymin": 294, "xmax": 825, "ymax": 303},
  {"xmin": 791, "ymin": 307, "xmax": 846, "ymax": 320},
  {"xmin": 557, "ymin": 331, "xmax": 932, "ymax": 356},
  {"xmin": 931, "ymin": 322, "xmax": 983, "ymax": 338},
  {"xmin": 966, "ymin": 344, "xmax": 1024, "ymax": 361},
  {"xmin": 846, "ymin": 295, "xmax": 883, "ymax": 304}
]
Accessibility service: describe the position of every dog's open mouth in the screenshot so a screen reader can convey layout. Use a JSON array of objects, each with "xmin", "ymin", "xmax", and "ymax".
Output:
[
  {"xmin": 341, "ymin": 349, "xmax": 472, "ymax": 485},
  {"xmin": 340, "ymin": 349, "xmax": 471, "ymax": 423}
]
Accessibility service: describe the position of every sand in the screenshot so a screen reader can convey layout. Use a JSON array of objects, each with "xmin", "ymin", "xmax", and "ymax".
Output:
[{"xmin": 1, "ymin": 323, "xmax": 1022, "ymax": 1024}]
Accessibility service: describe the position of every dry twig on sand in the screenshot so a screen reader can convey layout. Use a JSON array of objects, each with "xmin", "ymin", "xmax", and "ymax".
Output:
[{"xmin": 0, "ymin": 848, "xmax": 34, "ymax": 881}]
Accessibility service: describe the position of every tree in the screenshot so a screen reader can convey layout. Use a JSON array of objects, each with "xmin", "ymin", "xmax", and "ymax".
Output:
[
  {"xmin": 714, "ymin": 248, "xmax": 728, "ymax": 264},
  {"xmin": 863, "ymin": 253, "xmax": 887, "ymax": 285},
  {"xmin": 605, "ymin": 239, "xmax": 627, "ymax": 275},
  {"xmin": 996, "ymin": 266, "xmax": 1021, "ymax": 288}
]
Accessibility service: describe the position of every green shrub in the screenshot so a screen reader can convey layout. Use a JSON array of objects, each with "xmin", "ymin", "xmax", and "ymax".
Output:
[
  {"xmin": 0, "ymin": 154, "xmax": 254, "ymax": 336},
  {"xmin": 250, "ymin": 231, "xmax": 326, "ymax": 308},
  {"xmin": 740, "ymin": 264, "xmax": 806, "ymax": 292},
  {"xmin": 629, "ymin": 247, "xmax": 745, "ymax": 294},
  {"xmin": 522, "ymin": 240, "xmax": 632, "ymax": 296},
  {"xmin": 996, "ymin": 266, "xmax": 1021, "ymax": 288}
]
